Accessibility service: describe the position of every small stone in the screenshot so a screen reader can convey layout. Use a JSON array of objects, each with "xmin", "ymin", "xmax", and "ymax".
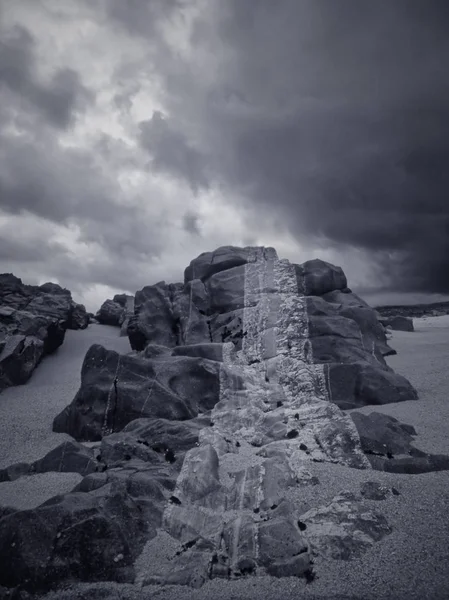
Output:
[{"xmin": 361, "ymin": 481, "xmax": 390, "ymax": 500}]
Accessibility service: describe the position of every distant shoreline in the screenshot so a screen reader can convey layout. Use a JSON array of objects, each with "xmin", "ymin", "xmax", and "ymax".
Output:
[{"xmin": 375, "ymin": 300, "xmax": 449, "ymax": 318}]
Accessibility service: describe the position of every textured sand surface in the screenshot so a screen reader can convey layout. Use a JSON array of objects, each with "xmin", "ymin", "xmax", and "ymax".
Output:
[
  {"xmin": 0, "ymin": 324, "xmax": 130, "ymax": 509},
  {"xmin": 2, "ymin": 318, "xmax": 449, "ymax": 599}
]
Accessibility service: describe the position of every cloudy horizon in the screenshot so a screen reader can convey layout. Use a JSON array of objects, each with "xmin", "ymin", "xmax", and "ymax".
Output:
[{"xmin": 1, "ymin": 0, "xmax": 448, "ymax": 313}]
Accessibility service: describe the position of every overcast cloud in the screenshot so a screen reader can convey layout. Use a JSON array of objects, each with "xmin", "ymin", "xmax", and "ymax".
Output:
[{"xmin": 0, "ymin": 0, "xmax": 448, "ymax": 311}]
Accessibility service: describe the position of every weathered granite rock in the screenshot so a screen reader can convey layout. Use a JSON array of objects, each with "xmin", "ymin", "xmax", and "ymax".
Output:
[
  {"xmin": 0, "ymin": 417, "xmax": 195, "ymax": 594},
  {"xmin": 0, "ymin": 441, "xmax": 97, "ymax": 482},
  {"xmin": 95, "ymin": 294, "xmax": 134, "ymax": 331},
  {"xmin": 70, "ymin": 302, "xmax": 89, "ymax": 330},
  {"xmin": 96, "ymin": 299, "xmax": 124, "ymax": 326},
  {"xmin": 27, "ymin": 282, "xmax": 88, "ymax": 330},
  {"xmin": 0, "ymin": 247, "xmax": 433, "ymax": 595},
  {"xmin": 127, "ymin": 247, "xmax": 415, "ymax": 410},
  {"xmin": 351, "ymin": 412, "xmax": 449, "ymax": 473},
  {"xmin": 299, "ymin": 491, "xmax": 391, "ymax": 559},
  {"xmin": 0, "ymin": 333, "xmax": 44, "ymax": 391},
  {"xmin": 127, "ymin": 283, "xmax": 179, "ymax": 350},
  {"xmin": 360, "ymin": 481, "xmax": 392, "ymax": 500},
  {"xmin": 0, "ymin": 482, "xmax": 155, "ymax": 592},
  {"xmin": 0, "ymin": 309, "xmax": 66, "ymax": 392},
  {"xmin": 379, "ymin": 315, "xmax": 414, "ymax": 332},
  {"xmin": 53, "ymin": 344, "xmax": 221, "ymax": 441},
  {"xmin": 0, "ymin": 274, "xmax": 88, "ymax": 392},
  {"xmin": 184, "ymin": 246, "xmax": 252, "ymax": 283},
  {"xmin": 296, "ymin": 259, "xmax": 348, "ymax": 296}
]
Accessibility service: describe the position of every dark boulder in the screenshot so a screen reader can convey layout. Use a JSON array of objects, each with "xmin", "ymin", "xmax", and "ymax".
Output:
[
  {"xmin": 0, "ymin": 309, "xmax": 66, "ymax": 392},
  {"xmin": 184, "ymin": 245, "xmax": 259, "ymax": 283},
  {"xmin": 127, "ymin": 282, "xmax": 178, "ymax": 350},
  {"xmin": 296, "ymin": 259, "xmax": 347, "ymax": 296},
  {"xmin": 53, "ymin": 344, "xmax": 222, "ymax": 441},
  {"xmin": 0, "ymin": 483, "xmax": 155, "ymax": 593},
  {"xmin": 96, "ymin": 299, "xmax": 124, "ymax": 326},
  {"xmin": 0, "ymin": 334, "xmax": 44, "ymax": 391},
  {"xmin": 360, "ymin": 481, "xmax": 392, "ymax": 500},
  {"xmin": 95, "ymin": 294, "xmax": 134, "ymax": 331},
  {"xmin": 0, "ymin": 441, "xmax": 97, "ymax": 482},
  {"xmin": 113, "ymin": 294, "xmax": 128, "ymax": 307},
  {"xmin": 69, "ymin": 303, "xmax": 89, "ymax": 330},
  {"xmin": 327, "ymin": 361, "xmax": 417, "ymax": 410},
  {"xmin": 351, "ymin": 412, "xmax": 449, "ymax": 474},
  {"xmin": 0, "ymin": 273, "xmax": 87, "ymax": 393},
  {"xmin": 379, "ymin": 315, "xmax": 414, "ymax": 332}
]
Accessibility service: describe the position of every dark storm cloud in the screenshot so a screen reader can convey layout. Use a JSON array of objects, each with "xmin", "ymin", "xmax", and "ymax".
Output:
[
  {"xmin": 0, "ymin": 24, "xmax": 94, "ymax": 128},
  {"xmin": 149, "ymin": 0, "xmax": 449, "ymax": 293},
  {"xmin": 139, "ymin": 111, "xmax": 209, "ymax": 192},
  {"xmin": 0, "ymin": 128, "xmax": 117, "ymax": 223},
  {"xmin": 1, "ymin": 0, "xmax": 448, "ymax": 304},
  {"xmin": 182, "ymin": 211, "xmax": 201, "ymax": 235},
  {"xmin": 0, "ymin": 124, "xmax": 166, "ymax": 262},
  {"xmin": 0, "ymin": 224, "xmax": 158, "ymax": 300},
  {"xmin": 105, "ymin": 0, "xmax": 186, "ymax": 38},
  {"xmin": 0, "ymin": 227, "xmax": 67, "ymax": 263}
]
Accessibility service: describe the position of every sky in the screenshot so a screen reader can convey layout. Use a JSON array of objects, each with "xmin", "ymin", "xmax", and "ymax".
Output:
[{"xmin": 1, "ymin": 0, "xmax": 448, "ymax": 312}]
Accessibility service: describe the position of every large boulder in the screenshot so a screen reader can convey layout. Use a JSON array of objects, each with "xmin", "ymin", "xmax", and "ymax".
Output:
[
  {"xmin": 0, "ymin": 308, "xmax": 66, "ymax": 392},
  {"xmin": 69, "ymin": 302, "xmax": 89, "ymax": 330},
  {"xmin": 296, "ymin": 258, "xmax": 348, "ymax": 296},
  {"xmin": 127, "ymin": 282, "xmax": 180, "ymax": 350},
  {"xmin": 0, "ymin": 440, "xmax": 97, "ymax": 482},
  {"xmin": 96, "ymin": 299, "xmax": 124, "ymax": 326},
  {"xmin": 53, "ymin": 343, "xmax": 221, "ymax": 441},
  {"xmin": 95, "ymin": 294, "xmax": 134, "ymax": 330},
  {"xmin": 0, "ymin": 482, "xmax": 157, "ymax": 592},
  {"xmin": 184, "ymin": 246, "xmax": 255, "ymax": 283},
  {"xmin": 379, "ymin": 315, "xmax": 414, "ymax": 332},
  {"xmin": 351, "ymin": 412, "xmax": 449, "ymax": 473},
  {"xmin": 0, "ymin": 333, "xmax": 45, "ymax": 391}
]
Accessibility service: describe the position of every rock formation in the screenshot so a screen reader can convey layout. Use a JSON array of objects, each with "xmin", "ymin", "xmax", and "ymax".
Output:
[
  {"xmin": 96, "ymin": 294, "xmax": 134, "ymax": 332},
  {"xmin": 0, "ymin": 247, "xmax": 447, "ymax": 596},
  {"xmin": 0, "ymin": 274, "xmax": 88, "ymax": 392},
  {"xmin": 378, "ymin": 315, "xmax": 414, "ymax": 332}
]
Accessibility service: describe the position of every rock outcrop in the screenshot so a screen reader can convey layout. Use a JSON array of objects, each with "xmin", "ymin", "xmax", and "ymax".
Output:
[
  {"xmin": 1, "ymin": 246, "xmax": 444, "ymax": 596},
  {"xmin": 351, "ymin": 412, "xmax": 449, "ymax": 473},
  {"xmin": 0, "ymin": 275, "xmax": 88, "ymax": 330},
  {"xmin": 126, "ymin": 247, "xmax": 415, "ymax": 409},
  {"xmin": 96, "ymin": 294, "xmax": 134, "ymax": 331},
  {"xmin": 379, "ymin": 315, "xmax": 414, "ymax": 332},
  {"xmin": 0, "ymin": 274, "xmax": 88, "ymax": 392}
]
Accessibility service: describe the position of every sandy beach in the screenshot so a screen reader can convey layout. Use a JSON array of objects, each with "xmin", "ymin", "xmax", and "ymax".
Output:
[{"xmin": 1, "ymin": 317, "xmax": 449, "ymax": 599}]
